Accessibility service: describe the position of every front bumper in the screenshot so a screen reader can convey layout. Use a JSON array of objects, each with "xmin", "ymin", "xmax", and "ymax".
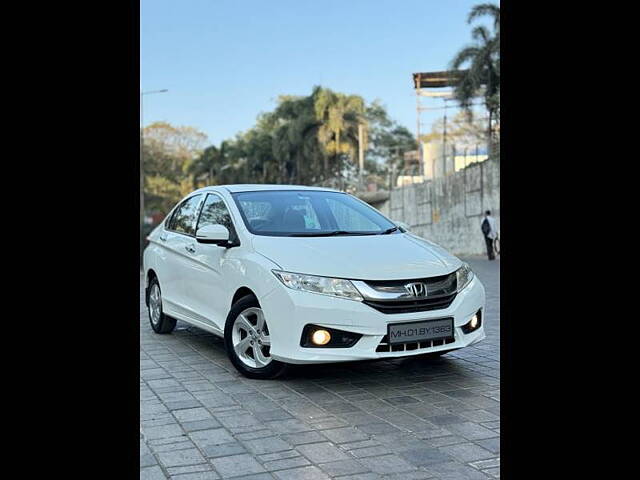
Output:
[{"xmin": 260, "ymin": 276, "xmax": 486, "ymax": 364}]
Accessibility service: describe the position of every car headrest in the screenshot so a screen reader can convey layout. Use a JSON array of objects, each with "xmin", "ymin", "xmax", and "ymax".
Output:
[{"xmin": 282, "ymin": 209, "xmax": 306, "ymax": 230}]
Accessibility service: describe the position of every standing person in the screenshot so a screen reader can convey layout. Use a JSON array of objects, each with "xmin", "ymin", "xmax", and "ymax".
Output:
[{"xmin": 481, "ymin": 210, "xmax": 498, "ymax": 260}]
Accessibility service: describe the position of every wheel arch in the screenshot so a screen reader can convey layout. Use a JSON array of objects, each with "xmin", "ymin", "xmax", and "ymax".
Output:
[
  {"xmin": 145, "ymin": 269, "xmax": 158, "ymax": 306},
  {"xmin": 231, "ymin": 286, "xmax": 256, "ymax": 308}
]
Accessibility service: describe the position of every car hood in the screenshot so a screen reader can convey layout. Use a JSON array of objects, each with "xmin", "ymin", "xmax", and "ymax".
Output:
[{"xmin": 251, "ymin": 233, "xmax": 461, "ymax": 280}]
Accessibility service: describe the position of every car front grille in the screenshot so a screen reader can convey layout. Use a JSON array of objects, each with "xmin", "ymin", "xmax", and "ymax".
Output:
[
  {"xmin": 375, "ymin": 334, "xmax": 456, "ymax": 353},
  {"xmin": 364, "ymin": 272, "xmax": 456, "ymax": 296},
  {"xmin": 363, "ymin": 293, "xmax": 457, "ymax": 314},
  {"xmin": 357, "ymin": 271, "xmax": 458, "ymax": 314}
]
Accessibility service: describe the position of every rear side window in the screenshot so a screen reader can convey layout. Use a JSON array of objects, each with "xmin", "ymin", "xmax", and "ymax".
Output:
[
  {"xmin": 197, "ymin": 194, "xmax": 238, "ymax": 241},
  {"xmin": 167, "ymin": 194, "xmax": 202, "ymax": 235}
]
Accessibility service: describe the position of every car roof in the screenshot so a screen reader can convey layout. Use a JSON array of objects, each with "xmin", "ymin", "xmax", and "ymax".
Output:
[{"xmin": 197, "ymin": 184, "xmax": 342, "ymax": 194}]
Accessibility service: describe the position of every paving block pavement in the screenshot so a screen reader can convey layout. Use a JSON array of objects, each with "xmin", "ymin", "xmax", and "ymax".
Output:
[{"xmin": 140, "ymin": 257, "xmax": 500, "ymax": 479}]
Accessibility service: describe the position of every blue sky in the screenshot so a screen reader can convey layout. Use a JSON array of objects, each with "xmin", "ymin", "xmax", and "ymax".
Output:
[{"xmin": 141, "ymin": 0, "xmax": 492, "ymax": 144}]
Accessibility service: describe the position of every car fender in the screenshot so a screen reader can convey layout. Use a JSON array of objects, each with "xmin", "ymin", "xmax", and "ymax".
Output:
[{"xmin": 221, "ymin": 251, "xmax": 282, "ymax": 312}]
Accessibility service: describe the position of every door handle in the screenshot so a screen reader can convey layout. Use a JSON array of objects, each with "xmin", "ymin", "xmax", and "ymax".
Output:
[
  {"xmin": 159, "ymin": 233, "xmax": 168, "ymax": 242},
  {"xmin": 185, "ymin": 244, "xmax": 196, "ymax": 254}
]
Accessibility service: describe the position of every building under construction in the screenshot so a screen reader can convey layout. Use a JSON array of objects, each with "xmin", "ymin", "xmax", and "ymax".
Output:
[{"xmin": 401, "ymin": 70, "xmax": 487, "ymax": 186}]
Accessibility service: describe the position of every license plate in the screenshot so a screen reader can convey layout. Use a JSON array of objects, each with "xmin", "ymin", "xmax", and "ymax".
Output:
[{"xmin": 387, "ymin": 318, "xmax": 454, "ymax": 344}]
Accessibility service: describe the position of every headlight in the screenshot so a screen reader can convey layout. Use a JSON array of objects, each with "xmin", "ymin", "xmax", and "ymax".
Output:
[
  {"xmin": 456, "ymin": 263, "xmax": 474, "ymax": 292},
  {"xmin": 272, "ymin": 270, "xmax": 363, "ymax": 301}
]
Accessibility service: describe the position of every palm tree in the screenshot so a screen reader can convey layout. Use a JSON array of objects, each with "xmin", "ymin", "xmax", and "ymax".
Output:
[
  {"xmin": 314, "ymin": 88, "xmax": 367, "ymax": 182},
  {"xmin": 189, "ymin": 141, "xmax": 228, "ymax": 186},
  {"xmin": 449, "ymin": 3, "xmax": 500, "ymax": 150},
  {"xmin": 468, "ymin": 3, "xmax": 500, "ymax": 32},
  {"xmin": 271, "ymin": 93, "xmax": 321, "ymax": 184}
]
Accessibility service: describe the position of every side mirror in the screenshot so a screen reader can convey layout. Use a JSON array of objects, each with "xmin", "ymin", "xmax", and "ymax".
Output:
[
  {"xmin": 394, "ymin": 221, "xmax": 410, "ymax": 232},
  {"xmin": 196, "ymin": 224, "xmax": 230, "ymax": 246}
]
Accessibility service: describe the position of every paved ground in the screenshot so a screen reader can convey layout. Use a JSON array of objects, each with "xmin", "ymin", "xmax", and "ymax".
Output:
[{"xmin": 140, "ymin": 257, "xmax": 500, "ymax": 479}]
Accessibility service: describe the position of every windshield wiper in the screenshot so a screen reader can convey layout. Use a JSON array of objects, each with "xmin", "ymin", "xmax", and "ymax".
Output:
[
  {"xmin": 288, "ymin": 230, "xmax": 376, "ymax": 237},
  {"xmin": 379, "ymin": 226, "xmax": 399, "ymax": 235}
]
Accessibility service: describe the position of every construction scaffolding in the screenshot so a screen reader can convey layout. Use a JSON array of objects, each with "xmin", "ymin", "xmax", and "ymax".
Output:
[
  {"xmin": 412, "ymin": 71, "xmax": 467, "ymax": 176},
  {"xmin": 412, "ymin": 70, "xmax": 493, "ymax": 183}
]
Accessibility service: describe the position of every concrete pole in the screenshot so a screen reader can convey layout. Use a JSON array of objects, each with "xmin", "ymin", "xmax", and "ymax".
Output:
[
  {"xmin": 442, "ymin": 101, "xmax": 447, "ymax": 178},
  {"xmin": 140, "ymin": 93, "xmax": 144, "ymax": 234},
  {"xmin": 139, "ymin": 89, "xmax": 168, "ymax": 263},
  {"xmin": 358, "ymin": 124, "xmax": 365, "ymax": 191}
]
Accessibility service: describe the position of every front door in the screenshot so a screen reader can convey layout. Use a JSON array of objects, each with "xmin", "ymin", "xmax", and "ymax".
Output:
[{"xmin": 185, "ymin": 193, "xmax": 240, "ymax": 331}]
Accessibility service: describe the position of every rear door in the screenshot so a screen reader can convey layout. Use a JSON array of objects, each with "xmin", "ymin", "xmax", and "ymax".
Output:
[
  {"xmin": 184, "ymin": 192, "xmax": 240, "ymax": 330},
  {"xmin": 159, "ymin": 194, "xmax": 204, "ymax": 316}
]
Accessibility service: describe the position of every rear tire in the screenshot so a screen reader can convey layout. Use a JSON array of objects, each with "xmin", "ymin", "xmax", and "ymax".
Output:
[
  {"xmin": 147, "ymin": 277, "xmax": 176, "ymax": 334},
  {"xmin": 224, "ymin": 294, "xmax": 287, "ymax": 379}
]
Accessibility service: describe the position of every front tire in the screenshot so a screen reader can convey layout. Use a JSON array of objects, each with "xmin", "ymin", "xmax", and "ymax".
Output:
[
  {"xmin": 224, "ymin": 294, "xmax": 287, "ymax": 379},
  {"xmin": 147, "ymin": 277, "xmax": 176, "ymax": 334}
]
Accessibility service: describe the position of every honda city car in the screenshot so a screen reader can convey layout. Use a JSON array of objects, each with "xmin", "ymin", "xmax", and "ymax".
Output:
[{"xmin": 143, "ymin": 185, "xmax": 485, "ymax": 379}]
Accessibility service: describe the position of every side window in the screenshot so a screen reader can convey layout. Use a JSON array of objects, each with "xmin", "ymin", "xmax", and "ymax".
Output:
[
  {"xmin": 168, "ymin": 195, "xmax": 203, "ymax": 235},
  {"xmin": 197, "ymin": 194, "xmax": 238, "ymax": 240}
]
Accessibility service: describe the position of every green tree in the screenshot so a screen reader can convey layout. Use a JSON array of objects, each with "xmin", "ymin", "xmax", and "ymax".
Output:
[
  {"xmin": 142, "ymin": 122, "xmax": 208, "ymax": 214},
  {"xmin": 272, "ymin": 92, "xmax": 322, "ymax": 184},
  {"xmin": 189, "ymin": 140, "xmax": 233, "ymax": 187},
  {"xmin": 366, "ymin": 101, "xmax": 417, "ymax": 172},
  {"xmin": 449, "ymin": 3, "xmax": 500, "ymax": 147},
  {"xmin": 142, "ymin": 87, "xmax": 416, "ymax": 213},
  {"xmin": 428, "ymin": 110, "xmax": 487, "ymax": 152},
  {"xmin": 314, "ymin": 87, "xmax": 367, "ymax": 180}
]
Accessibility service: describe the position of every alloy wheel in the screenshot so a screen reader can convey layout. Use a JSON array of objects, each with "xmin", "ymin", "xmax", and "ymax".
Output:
[
  {"xmin": 149, "ymin": 283, "xmax": 162, "ymax": 326},
  {"xmin": 231, "ymin": 307, "xmax": 272, "ymax": 368}
]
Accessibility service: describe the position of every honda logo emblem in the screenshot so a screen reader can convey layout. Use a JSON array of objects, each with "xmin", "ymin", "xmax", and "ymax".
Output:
[{"xmin": 404, "ymin": 282, "xmax": 427, "ymax": 297}]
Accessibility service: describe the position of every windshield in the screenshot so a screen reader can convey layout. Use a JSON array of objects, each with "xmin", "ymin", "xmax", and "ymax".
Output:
[{"xmin": 231, "ymin": 190, "xmax": 398, "ymax": 237}]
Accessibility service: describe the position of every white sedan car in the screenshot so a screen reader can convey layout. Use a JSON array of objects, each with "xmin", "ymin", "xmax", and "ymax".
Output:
[{"xmin": 143, "ymin": 185, "xmax": 485, "ymax": 379}]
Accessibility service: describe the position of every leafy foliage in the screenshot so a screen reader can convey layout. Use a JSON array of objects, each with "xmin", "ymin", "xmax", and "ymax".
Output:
[
  {"xmin": 142, "ymin": 87, "xmax": 416, "ymax": 219},
  {"xmin": 426, "ymin": 111, "xmax": 488, "ymax": 152},
  {"xmin": 366, "ymin": 101, "xmax": 417, "ymax": 171},
  {"xmin": 142, "ymin": 122, "xmax": 209, "ymax": 214},
  {"xmin": 449, "ymin": 3, "xmax": 500, "ymax": 140}
]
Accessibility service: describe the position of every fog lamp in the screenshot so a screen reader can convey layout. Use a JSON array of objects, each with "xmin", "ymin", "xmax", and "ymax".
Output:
[
  {"xmin": 311, "ymin": 329, "xmax": 331, "ymax": 345},
  {"xmin": 300, "ymin": 325, "xmax": 362, "ymax": 348},
  {"xmin": 461, "ymin": 310, "xmax": 482, "ymax": 334}
]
